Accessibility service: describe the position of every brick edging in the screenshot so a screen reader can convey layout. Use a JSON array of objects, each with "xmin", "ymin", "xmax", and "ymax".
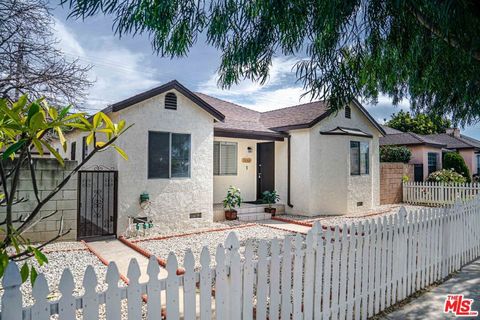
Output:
[
  {"xmin": 118, "ymin": 236, "xmax": 186, "ymax": 276},
  {"xmin": 271, "ymin": 216, "xmax": 313, "ymax": 227},
  {"xmin": 131, "ymin": 223, "xmax": 257, "ymax": 243}
]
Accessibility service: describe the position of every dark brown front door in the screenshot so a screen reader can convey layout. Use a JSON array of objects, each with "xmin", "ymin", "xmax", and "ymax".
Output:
[{"xmin": 257, "ymin": 142, "xmax": 275, "ymax": 199}]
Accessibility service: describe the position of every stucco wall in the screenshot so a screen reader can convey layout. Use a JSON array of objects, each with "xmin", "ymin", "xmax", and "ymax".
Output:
[
  {"xmin": 409, "ymin": 145, "xmax": 442, "ymax": 179},
  {"xmin": 459, "ymin": 149, "xmax": 476, "ymax": 177},
  {"xmin": 287, "ymin": 102, "xmax": 381, "ymax": 216},
  {"xmin": 213, "ymin": 137, "xmax": 258, "ymax": 203},
  {"xmin": 56, "ymin": 89, "xmax": 216, "ymax": 235}
]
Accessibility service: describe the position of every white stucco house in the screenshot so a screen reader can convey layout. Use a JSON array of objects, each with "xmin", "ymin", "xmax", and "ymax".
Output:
[{"xmin": 54, "ymin": 80, "xmax": 385, "ymax": 239}]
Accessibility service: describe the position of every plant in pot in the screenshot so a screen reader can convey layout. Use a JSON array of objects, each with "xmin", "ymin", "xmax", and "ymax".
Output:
[
  {"xmin": 262, "ymin": 190, "xmax": 280, "ymax": 215},
  {"xmin": 223, "ymin": 186, "xmax": 242, "ymax": 220}
]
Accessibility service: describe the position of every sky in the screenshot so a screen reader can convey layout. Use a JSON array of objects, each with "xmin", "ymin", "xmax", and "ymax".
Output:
[{"xmin": 51, "ymin": 3, "xmax": 480, "ymax": 139}]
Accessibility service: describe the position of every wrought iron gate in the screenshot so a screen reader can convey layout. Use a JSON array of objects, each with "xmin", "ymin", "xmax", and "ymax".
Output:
[{"xmin": 77, "ymin": 170, "xmax": 118, "ymax": 240}]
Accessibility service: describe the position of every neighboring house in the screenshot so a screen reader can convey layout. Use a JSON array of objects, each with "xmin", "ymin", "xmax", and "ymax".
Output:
[
  {"xmin": 380, "ymin": 127, "xmax": 480, "ymax": 181},
  {"xmin": 55, "ymin": 80, "xmax": 385, "ymax": 239}
]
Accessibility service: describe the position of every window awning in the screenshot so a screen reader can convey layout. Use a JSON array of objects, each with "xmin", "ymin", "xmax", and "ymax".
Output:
[{"xmin": 320, "ymin": 126, "xmax": 373, "ymax": 138}]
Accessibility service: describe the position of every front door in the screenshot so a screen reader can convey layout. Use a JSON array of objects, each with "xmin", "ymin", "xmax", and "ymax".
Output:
[
  {"xmin": 414, "ymin": 164, "xmax": 424, "ymax": 182},
  {"xmin": 257, "ymin": 142, "xmax": 275, "ymax": 199},
  {"xmin": 77, "ymin": 170, "xmax": 118, "ymax": 240}
]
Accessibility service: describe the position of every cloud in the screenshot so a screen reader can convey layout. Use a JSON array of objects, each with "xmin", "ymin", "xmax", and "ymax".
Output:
[
  {"xmin": 197, "ymin": 56, "xmax": 309, "ymax": 111},
  {"xmin": 53, "ymin": 18, "xmax": 161, "ymax": 111}
]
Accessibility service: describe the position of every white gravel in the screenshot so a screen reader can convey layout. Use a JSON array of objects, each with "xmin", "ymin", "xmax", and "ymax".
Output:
[
  {"xmin": 277, "ymin": 204, "xmax": 432, "ymax": 227},
  {"xmin": 136, "ymin": 225, "xmax": 302, "ymax": 269}
]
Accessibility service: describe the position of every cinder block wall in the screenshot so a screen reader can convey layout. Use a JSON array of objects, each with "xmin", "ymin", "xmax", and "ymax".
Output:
[
  {"xmin": 0, "ymin": 159, "xmax": 78, "ymax": 242},
  {"xmin": 380, "ymin": 163, "xmax": 414, "ymax": 205}
]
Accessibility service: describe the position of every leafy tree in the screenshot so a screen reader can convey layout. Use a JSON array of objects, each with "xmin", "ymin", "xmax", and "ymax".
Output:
[
  {"xmin": 0, "ymin": 0, "xmax": 91, "ymax": 106},
  {"xmin": 443, "ymin": 152, "xmax": 471, "ymax": 182},
  {"xmin": 380, "ymin": 146, "xmax": 412, "ymax": 163},
  {"xmin": 63, "ymin": 0, "xmax": 480, "ymax": 125},
  {"xmin": 385, "ymin": 110, "xmax": 452, "ymax": 135},
  {"xmin": 0, "ymin": 95, "xmax": 130, "ymax": 282}
]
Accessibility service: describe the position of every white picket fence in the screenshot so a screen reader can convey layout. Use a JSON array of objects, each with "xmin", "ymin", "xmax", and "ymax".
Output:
[
  {"xmin": 403, "ymin": 181, "xmax": 480, "ymax": 205},
  {"xmin": 2, "ymin": 196, "xmax": 480, "ymax": 320}
]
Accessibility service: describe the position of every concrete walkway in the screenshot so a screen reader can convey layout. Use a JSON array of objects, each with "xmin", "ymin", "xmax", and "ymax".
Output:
[
  {"xmin": 87, "ymin": 239, "xmax": 168, "ymax": 282},
  {"xmin": 259, "ymin": 219, "xmax": 312, "ymax": 233},
  {"xmin": 382, "ymin": 259, "xmax": 480, "ymax": 319}
]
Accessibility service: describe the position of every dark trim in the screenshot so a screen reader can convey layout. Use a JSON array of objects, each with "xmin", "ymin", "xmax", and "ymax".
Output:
[
  {"xmin": 214, "ymin": 128, "xmax": 286, "ymax": 141},
  {"xmin": 287, "ymin": 135, "xmax": 293, "ymax": 208},
  {"xmin": 105, "ymin": 80, "xmax": 225, "ymax": 121},
  {"xmin": 380, "ymin": 142, "xmax": 446, "ymax": 148},
  {"xmin": 320, "ymin": 126, "xmax": 373, "ymax": 138},
  {"xmin": 268, "ymin": 100, "xmax": 385, "ymax": 136}
]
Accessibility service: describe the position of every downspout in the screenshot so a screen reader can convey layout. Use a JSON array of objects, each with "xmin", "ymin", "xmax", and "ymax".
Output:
[{"xmin": 287, "ymin": 134, "xmax": 293, "ymax": 208}]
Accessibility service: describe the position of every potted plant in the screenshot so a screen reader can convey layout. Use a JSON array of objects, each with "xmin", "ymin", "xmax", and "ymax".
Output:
[
  {"xmin": 262, "ymin": 190, "xmax": 280, "ymax": 215},
  {"xmin": 223, "ymin": 186, "xmax": 242, "ymax": 220}
]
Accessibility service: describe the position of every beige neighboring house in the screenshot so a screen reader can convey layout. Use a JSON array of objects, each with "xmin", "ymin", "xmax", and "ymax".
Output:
[
  {"xmin": 380, "ymin": 126, "xmax": 480, "ymax": 181},
  {"xmin": 54, "ymin": 80, "xmax": 385, "ymax": 239}
]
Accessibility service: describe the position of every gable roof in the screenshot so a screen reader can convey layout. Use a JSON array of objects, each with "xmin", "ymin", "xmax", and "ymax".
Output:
[
  {"xmin": 379, "ymin": 132, "xmax": 446, "ymax": 148},
  {"xmin": 196, "ymin": 93, "xmax": 385, "ymax": 136},
  {"xmin": 104, "ymin": 80, "xmax": 225, "ymax": 121},
  {"xmin": 426, "ymin": 133, "xmax": 480, "ymax": 150},
  {"xmin": 381, "ymin": 125, "xmax": 403, "ymax": 135}
]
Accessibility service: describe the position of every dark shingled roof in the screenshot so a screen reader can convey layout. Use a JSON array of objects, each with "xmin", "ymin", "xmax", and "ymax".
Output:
[
  {"xmin": 426, "ymin": 133, "xmax": 480, "ymax": 150},
  {"xmin": 380, "ymin": 132, "xmax": 446, "ymax": 148},
  {"xmin": 381, "ymin": 125, "xmax": 403, "ymax": 135},
  {"xmin": 260, "ymin": 101, "xmax": 330, "ymax": 130}
]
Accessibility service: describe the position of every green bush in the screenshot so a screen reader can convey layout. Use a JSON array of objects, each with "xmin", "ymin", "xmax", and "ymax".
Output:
[
  {"xmin": 427, "ymin": 169, "xmax": 467, "ymax": 183},
  {"xmin": 380, "ymin": 146, "xmax": 412, "ymax": 163},
  {"xmin": 443, "ymin": 152, "xmax": 471, "ymax": 182}
]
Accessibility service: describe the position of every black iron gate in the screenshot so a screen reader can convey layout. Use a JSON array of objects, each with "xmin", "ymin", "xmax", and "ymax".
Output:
[{"xmin": 77, "ymin": 170, "xmax": 118, "ymax": 240}]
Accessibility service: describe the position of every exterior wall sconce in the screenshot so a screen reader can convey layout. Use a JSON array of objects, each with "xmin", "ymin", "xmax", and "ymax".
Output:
[{"xmin": 247, "ymin": 147, "xmax": 253, "ymax": 153}]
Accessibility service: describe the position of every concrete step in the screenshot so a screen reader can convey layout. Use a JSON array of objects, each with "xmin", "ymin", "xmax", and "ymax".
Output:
[
  {"xmin": 236, "ymin": 204, "xmax": 285, "ymax": 214},
  {"xmin": 237, "ymin": 212, "xmax": 272, "ymax": 221}
]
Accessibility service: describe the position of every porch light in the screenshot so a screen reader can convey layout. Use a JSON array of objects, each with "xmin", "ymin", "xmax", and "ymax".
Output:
[{"xmin": 247, "ymin": 146, "xmax": 253, "ymax": 153}]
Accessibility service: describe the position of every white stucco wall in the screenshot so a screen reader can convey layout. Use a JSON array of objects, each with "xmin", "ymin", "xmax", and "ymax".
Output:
[
  {"xmin": 55, "ymin": 89, "xmax": 216, "ymax": 235},
  {"xmin": 213, "ymin": 137, "xmax": 258, "ymax": 203},
  {"xmin": 287, "ymin": 102, "xmax": 381, "ymax": 216}
]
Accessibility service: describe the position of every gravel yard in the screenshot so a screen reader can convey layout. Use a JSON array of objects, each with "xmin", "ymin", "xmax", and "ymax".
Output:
[
  {"xmin": 276, "ymin": 204, "xmax": 431, "ymax": 227},
  {"xmin": 135, "ymin": 224, "xmax": 302, "ymax": 269}
]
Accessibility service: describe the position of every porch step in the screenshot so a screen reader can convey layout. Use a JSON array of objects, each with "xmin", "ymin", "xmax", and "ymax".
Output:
[{"xmin": 237, "ymin": 212, "xmax": 272, "ymax": 222}]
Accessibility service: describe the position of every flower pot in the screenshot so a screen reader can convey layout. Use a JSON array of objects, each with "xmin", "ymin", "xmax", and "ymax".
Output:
[
  {"xmin": 225, "ymin": 210, "xmax": 237, "ymax": 220},
  {"xmin": 270, "ymin": 208, "xmax": 277, "ymax": 216}
]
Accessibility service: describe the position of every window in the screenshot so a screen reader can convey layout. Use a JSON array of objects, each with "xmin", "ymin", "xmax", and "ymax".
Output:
[
  {"xmin": 82, "ymin": 136, "xmax": 88, "ymax": 160},
  {"xmin": 71, "ymin": 141, "xmax": 76, "ymax": 160},
  {"xmin": 165, "ymin": 92, "xmax": 177, "ymax": 110},
  {"xmin": 148, "ymin": 131, "xmax": 191, "ymax": 178},
  {"xmin": 350, "ymin": 141, "xmax": 369, "ymax": 175},
  {"xmin": 214, "ymin": 141, "xmax": 237, "ymax": 175},
  {"xmin": 345, "ymin": 105, "xmax": 351, "ymax": 119},
  {"xmin": 428, "ymin": 152, "xmax": 438, "ymax": 175}
]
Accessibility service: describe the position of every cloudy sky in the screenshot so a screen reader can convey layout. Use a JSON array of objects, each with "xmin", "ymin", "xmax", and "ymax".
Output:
[{"xmin": 51, "ymin": 4, "xmax": 480, "ymax": 139}]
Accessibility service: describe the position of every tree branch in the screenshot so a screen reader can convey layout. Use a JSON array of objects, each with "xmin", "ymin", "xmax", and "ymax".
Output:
[
  {"xmin": 406, "ymin": 2, "xmax": 480, "ymax": 62},
  {"xmin": 26, "ymin": 149, "xmax": 41, "ymax": 203}
]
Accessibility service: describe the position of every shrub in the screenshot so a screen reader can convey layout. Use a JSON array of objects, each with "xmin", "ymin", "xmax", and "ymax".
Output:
[
  {"xmin": 443, "ymin": 152, "xmax": 471, "ymax": 182},
  {"xmin": 427, "ymin": 169, "xmax": 467, "ymax": 184},
  {"xmin": 380, "ymin": 146, "xmax": 412, "ymax": 163},
  {"xmin": 223, "ymin": 186, "xmax": 242, "ymax": 211},
  {"xmin": 262, "ymin": 190, "xmax": 280, "ymax": 208},
  {"xmin": 473, "ymin": 174, "xmax": 480, "ymax": 183}
]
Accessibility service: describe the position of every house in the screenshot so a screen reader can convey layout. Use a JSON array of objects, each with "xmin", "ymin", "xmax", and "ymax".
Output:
[
  {"xmin": 55, "ymin": 80, "xmax": 385, "ymax": 239},
  {"xmin": 380, "ymin": 127, "xmax": 480, "ymax": 181}
]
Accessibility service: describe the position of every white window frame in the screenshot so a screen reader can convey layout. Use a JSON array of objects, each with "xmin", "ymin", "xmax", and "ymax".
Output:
[{"xmin": 214, "ymin": 141, "xmax": 238, "ymax": 176}]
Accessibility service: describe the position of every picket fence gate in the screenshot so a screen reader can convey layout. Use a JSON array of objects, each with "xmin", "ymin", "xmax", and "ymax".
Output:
[
  {"xmin": 2, "ymin": 196, "xmax": 480, "ymax": 320},
  {"xmin": 403, "ymin": 181, "xmax": 480, "ymax": 206}
]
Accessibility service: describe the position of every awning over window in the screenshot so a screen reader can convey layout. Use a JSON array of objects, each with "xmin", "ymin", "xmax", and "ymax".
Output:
[{"xmin": 320, "ymin": 126, "xmax": 373, "ymax": 138}]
